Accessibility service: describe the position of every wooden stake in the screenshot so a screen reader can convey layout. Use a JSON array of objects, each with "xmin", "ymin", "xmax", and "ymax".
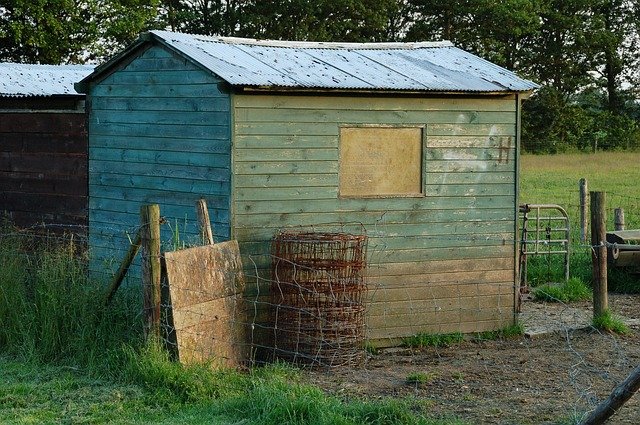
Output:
[
  {"xmin": 580, "ymin": 178, "xmax": 588, "ymax": 243},
  {"xmin": 104, "ymin": 230, "xmax": 141, "ymax": 306},
  {"xmin": 141, "ymin": 204, "xmax": 162, "ymax": 339},
  {"xmin": 196, "ymin": 198, "xmax": 215, "ymax": 245},
  {"xmin": 590, "ymin": 191, "xmax": 608, "ymax": 317},
  {"xmin": 581, "ymin": 365, "xmax": 640, "ymax": 425},
  {"xmin": 614, "ymin": 208, "xmax": 625, "ymax": 231}
]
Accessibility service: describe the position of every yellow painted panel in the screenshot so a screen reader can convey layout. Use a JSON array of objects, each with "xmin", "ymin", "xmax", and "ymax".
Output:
[{"xmin": 339, "ymin": 127, "xmax": 422, "ymax": 197}]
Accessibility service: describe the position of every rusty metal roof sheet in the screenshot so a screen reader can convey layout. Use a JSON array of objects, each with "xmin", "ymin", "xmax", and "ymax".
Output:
[
  {"xmin": 148, "ymin": 30, "xmax": 537, "ymax": 92},
  {"xmin": 0, "ymin": 63, "xmax": 94, "ymax": 97}
]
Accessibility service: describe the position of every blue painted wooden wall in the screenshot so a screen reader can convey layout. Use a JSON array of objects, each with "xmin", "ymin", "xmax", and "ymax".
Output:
[{"xmin": 87, "ymin": 45, "xmax": 231, "ymax": 282}]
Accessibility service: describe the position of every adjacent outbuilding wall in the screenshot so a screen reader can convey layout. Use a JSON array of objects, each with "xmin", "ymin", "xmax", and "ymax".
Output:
[{"xmin": 0, "ymin": 64, "xmax": 93, "ymax": 230}]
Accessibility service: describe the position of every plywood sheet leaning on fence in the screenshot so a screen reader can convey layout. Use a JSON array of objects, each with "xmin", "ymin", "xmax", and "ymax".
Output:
[{"xmin": 163, "ymin": 241, "xmax": 250, "ymax": 367}]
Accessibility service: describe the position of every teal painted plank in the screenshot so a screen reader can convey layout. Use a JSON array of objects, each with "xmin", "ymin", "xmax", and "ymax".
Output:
[
  {"xmin": 91, "ymin": 83, "xmax": 224, "ymax": 98},
  {"xmin": 89, "ymin": 147, "xmax": 230, "ymax": 168},
  {"xmin": 234, "ymin": 173, "xmax": 337, "ymax": 188},
  {"xmin": 89, "ymin": 184, "xmax": 229, "ymax": 205},
  {"xmin": 234, "ymin": 95, "xmax": 516, "ymax": 112},
  {"xmin": 233, "ymin": 160, "xmax": 337, "ymax": 175},
  {"xmin": 110, "ymin": 70, "xmax": 218, "ymax": 85},
  {"xmin": 236, "ymin": 108, "xmax": 515, "ymax": 125},
  {"xmin": 235, "ymin": 148, "xmax": 336, "ymax": 162},
  {"xmin": 91, "ymin": 110, "xmax": 227, "ymax": 126},
  {"xmin": 89, "ymin": 197, "xmax": 230, "ymax": 223},
  {"xmin": 92, "ymin": 210, "xmax": 229, "ymax": 235},
  {"xmin": 90, "ymin": 122, "xmax": 229, "ymax": 139},
  {"xmin": 89, "ymin": 160, "xmax": 230, "ymax": 182},
  {"xmin": 89, "ymin": 173, "xmax": 229, "ymax": 195},
  {"xmin": 91, "ymin": 135, "xmax": 229, "ymax": 154},
  {"xmin": 235, "ymin": 195, "xmax": 514, "ymax": 215},
  {"xmin": 234, "ymin": 135, "xmax": 338, "ymax": 149},
  {"xmin": 120, "ymin": 57, "xmax": 197, "ymax": 72},
  {"xmin": 90, "ymin": 97, "xmax": 230, "ymax": 112}
]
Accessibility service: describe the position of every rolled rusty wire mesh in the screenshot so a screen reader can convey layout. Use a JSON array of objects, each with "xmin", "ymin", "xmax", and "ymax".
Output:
[{"xmin": 271, "ymin": 231, "xmax": 367, "ymax": 367}]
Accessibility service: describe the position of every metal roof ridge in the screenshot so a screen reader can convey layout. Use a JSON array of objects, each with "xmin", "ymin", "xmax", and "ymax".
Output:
[{"xmin": 150, "ymin": 30, "xmax": 453, "ymax": 50}]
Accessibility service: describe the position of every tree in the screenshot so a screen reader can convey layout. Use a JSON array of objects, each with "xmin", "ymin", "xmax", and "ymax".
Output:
[{"xmin": 0, "ymin": 0, "xmax": 97, "ymax": 64}]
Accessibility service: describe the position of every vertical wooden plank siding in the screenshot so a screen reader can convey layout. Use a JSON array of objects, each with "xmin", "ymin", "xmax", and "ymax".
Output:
[
  {"xmin": 0, "ymin": 108, "xmax": 87, "ymax": 228},
  {"xmin": 232, "ymin": 94, "xmax": 518, "ymax": 343},
  {"xmin": 87, "ymin": 45, "xmax": 231, "ymax": 282}
]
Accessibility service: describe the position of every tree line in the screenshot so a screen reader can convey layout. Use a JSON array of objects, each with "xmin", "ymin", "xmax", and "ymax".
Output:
[{"xmin": 1, "ymin": 0, "xmax": 638, "ymax": 152}]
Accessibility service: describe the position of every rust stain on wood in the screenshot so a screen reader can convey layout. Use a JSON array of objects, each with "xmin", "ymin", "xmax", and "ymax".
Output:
[{"xmin": 163, "ymin": 241, "xmax": 250, "ymax": 367}]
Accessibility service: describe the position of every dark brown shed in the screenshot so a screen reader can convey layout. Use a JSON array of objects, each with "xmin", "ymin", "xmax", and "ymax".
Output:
[{"xmin": 0, "ymin": 63, "xmax": 93, "ymax": 230}]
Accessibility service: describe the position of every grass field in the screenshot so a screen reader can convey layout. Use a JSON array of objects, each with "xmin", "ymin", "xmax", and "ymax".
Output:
[{"xmin": 520, "ymin": 151, "xmax": 640, "ymax": 288}]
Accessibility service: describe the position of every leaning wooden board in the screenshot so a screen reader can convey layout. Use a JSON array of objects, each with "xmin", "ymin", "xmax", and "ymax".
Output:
[{"xmin": 163, "ymin": 241, "xmax": 249, "ymax": 367}]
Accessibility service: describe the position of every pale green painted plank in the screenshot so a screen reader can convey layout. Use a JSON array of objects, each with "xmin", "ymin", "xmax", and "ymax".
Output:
[
  {"xmin": 236, "ymin": 108, "xmax": 515, "ymax": 124},
  {"xmin": 234, "ymin": 134, "xmax": 338, "ymax": 149},
  {"xmin": 425, "ymin": 147, "xmax": 516, "ymax": 161},
  {"xmin": 89, "ymin": 147, "xmax": 229, "ymax": 168},
  {"xmin": 235, "ymin": 195, "xmax": 514, "ymax": 215},
  {"xmin": 91, "ymin": 110, "xmax": 227, "ymax": 126},
  {"xmin": 233, "ymin": 160, "xmax": 338, "ymax": 175},
  {"xmin": 427, "ymin": 123, "xmax": 515, "ymax": 136},
  {"xmin": 90, "ymin": 122, "xmax": 228, "ymax": 139},
  {"xmin": 235, "ymin": 186, "xmax": 337, "ymax": 201},
  {"xmin": 234, "ymin": 94, "xmax": 516, "ymax": 112},
  {"xmin": 90, "ymin": 160, "xmax": 229, "ymax": 181},
  {"xmin": 423, "ymin": 183, "xmax": 515, "ymax": 197},
  {"xmin": 91, "ymin": 135, "xmax": 229, "ymax": 154},
  {"xmin": 234, "ymin": 173, "xmax": 338, "ymax": 188},
  {"xmin": 234, "ymin": 208, "xmax": 513, "ymax": 228},
  {"xmin": 234, "ymin": 220, "xmax": 514, "ymax": 240},
  {"xmin": 90, "ymin": 97, "xmax": 230, "ymax": 112},
  {"xmin": 425, "ymin": 160, "xmax": 514, "ymax": 173},
  {"xmin": 427, "ymin": 136, "xmax": 515, "ymax": 148},
  {"xmin": 424, "ymin": 172, "xmax": 514, "ymax": 185},
  {"xmin": 235, "ymin": 122, "xmax": 338, "ymax": 136},
  {"xmin": 235, "ymin": 148, "xmax": 336, "ymax": 162}
]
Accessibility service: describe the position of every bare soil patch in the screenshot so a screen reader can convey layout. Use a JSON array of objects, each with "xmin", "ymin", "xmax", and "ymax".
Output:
[{"xmin": 305, "ymin": 294, "xmax": 640, "ymax": 424}]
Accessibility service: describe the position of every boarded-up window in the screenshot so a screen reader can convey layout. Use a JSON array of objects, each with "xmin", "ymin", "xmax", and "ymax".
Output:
[{"xmin": 339, "ymin": 127, "xmax": 423, "ymax": 197}]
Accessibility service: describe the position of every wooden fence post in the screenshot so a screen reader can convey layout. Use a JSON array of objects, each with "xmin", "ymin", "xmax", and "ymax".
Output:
[
  {"xmin": 104, "ymin": 230, "xmax": 141, "ymax": 305},
  {"xmin": 141, "ymin": 204, "xmax": 161, "ymax": 340},
  {"xmin": 196, "ymin": 198, "xmax": 215, "ymax": 245},
  {"xmin": 590, "ymin": 191, "xmax": 608, "ymax": 317},
  {"xmin": 580, "ymin": 178, "xmax": 588, "ymax": 243},
  {"xmin": 581, "ymin": 364, "xmax": 640, "ymax": 425},
  {"xmin": 614, "ymin": 208, "xmax": 625, "ymax": 231}
]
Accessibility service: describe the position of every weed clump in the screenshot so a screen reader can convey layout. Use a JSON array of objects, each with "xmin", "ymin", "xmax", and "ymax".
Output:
[
  {"xmin": 592, "ymin": 310, "xmax": 629, "ymax": 334},
  {"xmin": 402, "ymin": 332, "xmax": 464, "ymax": 349},
  {"xmin": 532, "ymin": 277, "xmax": 592, "ymax": 303}
]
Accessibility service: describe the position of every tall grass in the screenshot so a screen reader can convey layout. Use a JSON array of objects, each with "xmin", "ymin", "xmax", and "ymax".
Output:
[{"xmin": 0, "ymin": 225, "xmax": 142, "ymax": 369}]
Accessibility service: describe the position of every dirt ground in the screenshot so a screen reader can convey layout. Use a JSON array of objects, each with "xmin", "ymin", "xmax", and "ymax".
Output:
[{"xmin": 306, "ymin": 294, "xmax": 640, "ymax": 424}]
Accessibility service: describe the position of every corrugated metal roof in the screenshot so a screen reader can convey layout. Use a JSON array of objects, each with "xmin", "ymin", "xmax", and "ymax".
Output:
[
  {"xmin": 0, "ymin": 63, "xmax": 94, "ymax": 97},
  {"xmin": 147, "ymin": 30, "xmax": 537, "ymax": 93}
]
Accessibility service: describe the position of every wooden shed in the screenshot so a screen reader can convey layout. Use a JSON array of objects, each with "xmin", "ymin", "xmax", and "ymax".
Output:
[
  {"xmin": 0, "ymin": 63, "xmax": 94, "ymax": 230},
  {"xmin": 77, "ymin": 30, "xmax": 537, "ymax": 344}
]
